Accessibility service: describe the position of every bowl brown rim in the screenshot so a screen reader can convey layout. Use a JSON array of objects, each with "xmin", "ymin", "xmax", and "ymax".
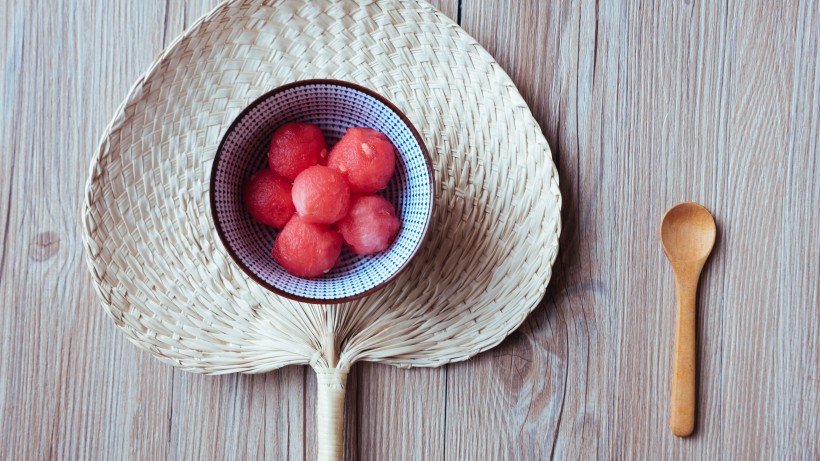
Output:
[{"xmin": 210, "ymin": 79, "xmax": 436, "ymax": 304}]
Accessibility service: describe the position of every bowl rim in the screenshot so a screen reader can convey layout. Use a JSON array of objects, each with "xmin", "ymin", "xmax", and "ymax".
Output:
[{"xmin": 210, "ymin": 79, "xmax": 436, "ymax": 304}]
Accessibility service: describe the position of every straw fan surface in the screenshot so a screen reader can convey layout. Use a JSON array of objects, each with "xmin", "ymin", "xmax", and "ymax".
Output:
[{"xmin": 82, "ymin": 0, "xmax": 561, "ymax": 458}]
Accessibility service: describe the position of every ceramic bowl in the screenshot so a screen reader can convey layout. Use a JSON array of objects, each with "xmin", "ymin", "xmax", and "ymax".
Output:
[{"xmin": 210, "ymin": 80, "xmax": 434, "ymax": 303}]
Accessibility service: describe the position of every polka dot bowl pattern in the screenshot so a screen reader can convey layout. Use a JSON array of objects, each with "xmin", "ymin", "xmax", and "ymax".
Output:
[{"xmin": 210, "ymin": 80, "xmax": 434, "ymax": 303}]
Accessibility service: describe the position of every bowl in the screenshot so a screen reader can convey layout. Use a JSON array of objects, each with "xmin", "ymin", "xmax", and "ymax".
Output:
[{"xmin": 210, "ymin": 80, "xmax": 435, "ymax": 304}]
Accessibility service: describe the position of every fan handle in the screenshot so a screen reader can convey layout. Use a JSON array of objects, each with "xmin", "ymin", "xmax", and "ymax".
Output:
[{"xmin": 316, "ymin": 367, "xmax": 348, "ymax": 461}]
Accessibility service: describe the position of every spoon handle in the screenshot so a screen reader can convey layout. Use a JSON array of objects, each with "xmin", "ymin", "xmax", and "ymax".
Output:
[{"xmin": 671, "ymin": 276, "xmax": 697, "ymax": 437}]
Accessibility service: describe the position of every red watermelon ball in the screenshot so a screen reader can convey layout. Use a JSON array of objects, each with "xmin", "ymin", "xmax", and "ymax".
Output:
[
  {"xmin": 338, "ymin": 195, "xmax": 401, "ymax": 255},
  {"xmin": 292, "ymin": 166, "xmax": 351, "ymax": 224},
  {"xmin": 272, "ymin": 215, "xmax": 342, "ymax": 278},
  {"xmin": 243, "ymin": 169, "xmax": 296, "ymax": 228},
  {"xmin": 268, "ymin": 122, "xmax": 328, "ymax": 180},
  {"xmin": 327, "ymin": 127, "xmax": 396, "ymax": 193}
]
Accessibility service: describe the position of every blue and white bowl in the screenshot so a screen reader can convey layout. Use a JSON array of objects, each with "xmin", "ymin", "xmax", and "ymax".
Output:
[{"xmin": 210, "ymin": 80, "xmax": 435, "ymax": 303}]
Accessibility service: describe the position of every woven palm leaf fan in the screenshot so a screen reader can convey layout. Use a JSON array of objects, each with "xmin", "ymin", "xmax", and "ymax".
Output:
[{"xmin": 81, "ymin": 1, "xmax": 561, "ymax": 459}]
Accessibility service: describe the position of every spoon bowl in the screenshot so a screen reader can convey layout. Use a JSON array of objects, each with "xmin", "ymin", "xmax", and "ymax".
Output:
[
  {"xmin": 661, "ymin": 202, "xmax": 717, "ymax": 264},
  {"xmin": 660, "ymin": 202, "xmax": 716, "ymax": 437}
]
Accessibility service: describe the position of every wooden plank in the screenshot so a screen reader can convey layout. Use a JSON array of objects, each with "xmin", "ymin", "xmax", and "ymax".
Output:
[
  {"xmin": 451, "ymin": 3, "xmax": 616, "ymax": 457},
  {"xmin": 712, "ymin": 3, "xmax": 794, "ymax": 458},
  {"xmin": 0, "ymin": 0, "xmax": 178, "ymax": 459},
  {"xmin": 721, "ymin": 1, "xmax": 819, "ymax": 458},
  {"xmin": 773, "ymin": 4, "xmax": 820, "ymax": 459},
  {"xmin": 453, "ymin": 0, "xmax": 820, "ymax": 459}
]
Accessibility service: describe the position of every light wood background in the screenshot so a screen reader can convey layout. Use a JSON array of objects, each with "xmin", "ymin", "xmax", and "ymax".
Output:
[{"xmin": 1, "ymin": 0, "xmax": 818, "ymax": 459}]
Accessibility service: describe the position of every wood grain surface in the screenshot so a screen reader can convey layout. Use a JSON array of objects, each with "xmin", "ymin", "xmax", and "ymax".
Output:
[{"xmin": 1, "ymin": 0, "xmax": 817, "ymax": 459}]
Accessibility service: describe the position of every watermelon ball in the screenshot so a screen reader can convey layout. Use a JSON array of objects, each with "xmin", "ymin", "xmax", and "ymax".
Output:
[
  {"xmin": 272, "ymin": 215, "xmax": 342, "ymax": 278},
  {"xmin": 243, "ymin": 169, "xmax": 296, "ymax": 228},
  {"xmin": 327, "ymin": 127, "xmax": 396, "ymax": 193},
  {"xmin": 338, "ymin": 195, "xmax": 401, "ymax": 255},
  {"xmin": 292, "ymin": 166, "xmax": 351, "ymax": 224},
  {"xmin": 268, "ymin": 122, "xmax": 328, "ymax": 180}
]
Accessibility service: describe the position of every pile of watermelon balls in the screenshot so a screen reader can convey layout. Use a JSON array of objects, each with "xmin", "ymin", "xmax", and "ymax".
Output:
[{"xmin": 243, "ymin": 122, "xmax": 401, "ymax": 278}]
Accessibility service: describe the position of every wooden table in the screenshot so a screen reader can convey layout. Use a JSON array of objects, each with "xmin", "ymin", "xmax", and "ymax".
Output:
[{"xmin": 2, "ymin": 1, "xmax": 818, "ymax": 459}]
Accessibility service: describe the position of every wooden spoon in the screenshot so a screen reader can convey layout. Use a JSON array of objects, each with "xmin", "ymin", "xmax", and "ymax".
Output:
[{"xmin": 660, "ymin": 202, "xmax": 716, "ymax": 437}]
